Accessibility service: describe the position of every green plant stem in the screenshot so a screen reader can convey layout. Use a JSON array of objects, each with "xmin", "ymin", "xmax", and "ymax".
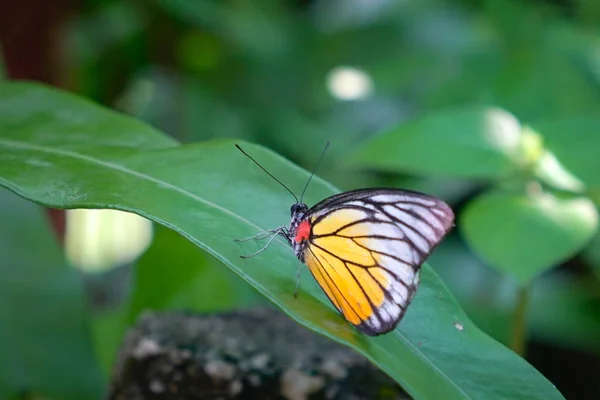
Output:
[{"xmin": 510, "ymin": 284, "xmax": 529, "ymax": 356}]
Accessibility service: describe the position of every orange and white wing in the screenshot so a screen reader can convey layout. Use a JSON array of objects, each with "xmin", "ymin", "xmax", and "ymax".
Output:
[{"xmin": 302, "ymin": 189, "xmax": 454, "ymax": 335}]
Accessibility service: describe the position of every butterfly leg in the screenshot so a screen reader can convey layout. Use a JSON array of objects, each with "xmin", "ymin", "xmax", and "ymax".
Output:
[
  {"xmin": 235, "ymin": 227, "xmax": 285, "ymax": 243},
  {"xmin": 294, "ymin": 264, "xmax": 302, "ymax": 299},
  {"xmin": 239, "ymin": 228, "xmax": 284, "ymax": 259}
]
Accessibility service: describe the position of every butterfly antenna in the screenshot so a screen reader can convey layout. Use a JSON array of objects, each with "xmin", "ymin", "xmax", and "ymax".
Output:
[
  {"xmin": 300, "ymin": 141, "xmax": 330, "ymax": 203},
  {"xmin": 235, "ymin": 144, "xmax": 299, "ymax": 203}
]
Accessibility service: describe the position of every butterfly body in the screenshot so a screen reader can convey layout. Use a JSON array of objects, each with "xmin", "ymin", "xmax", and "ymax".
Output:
[
  {"xmin": 288, "ymin": 203, "xmax": 310, "ymax": 261},
  {"xmin": 278, "ymin": 188, "xmax": 454, "ymax": 336}
]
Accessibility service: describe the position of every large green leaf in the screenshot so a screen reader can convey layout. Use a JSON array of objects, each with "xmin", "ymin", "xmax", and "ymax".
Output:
[
  {"xmin": 461, "ymin": 190, "xmax": 598, "ymax": 285},
  {"xmin": 0, "ymin": 189, "xmax": 105, "ymax": 399},
  {"xmin": 350, "ymin": 107, "xmax": 524, "ymax": 179},
  {"xmin": 0, "ymin": 82, "xmax": 563, "ymax": 400}
]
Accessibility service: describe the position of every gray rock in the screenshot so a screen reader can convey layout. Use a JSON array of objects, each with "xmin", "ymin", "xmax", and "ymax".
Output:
[{"xmin": 108, "ymin": 308, "xmax": 411, "ymax": 400}]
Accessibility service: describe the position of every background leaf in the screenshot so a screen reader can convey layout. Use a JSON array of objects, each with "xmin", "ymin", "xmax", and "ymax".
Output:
[
  {"xmin": 0, "ymin": 188, "xmax": 105, "ymax": 399},
  {"xmin": 534, "ymin": 116, "xmax": 600, "ymax": 189},
  {"xmin": 0, "ymin": 82, "xmax": 564, "ymax": 399},
  {"xmin": 350, "ymin": 107, "xmax": 524, "ymax": 179},
  {"xmin": 461, "ymin": 190, "xmax": 598, "ymax": 285}
]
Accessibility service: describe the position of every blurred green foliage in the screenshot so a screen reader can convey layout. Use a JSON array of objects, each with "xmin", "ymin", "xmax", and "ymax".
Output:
[
  {"xmin": 1, "ymin": 0, "xmax": 600, "ymax": 399},
  {"xmin": 0, "ymin": 190, "xmax": 105, "ymax": 399},
  {"xmin": 351, "ymin": 107, "xmax": 525, "ymax": 179}
]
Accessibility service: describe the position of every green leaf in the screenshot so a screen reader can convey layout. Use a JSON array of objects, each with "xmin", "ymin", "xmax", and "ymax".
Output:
[
  {"xmin": 534, "ymin": 115, "xmax": 600, "ymax": 188},
  {"xmin": 351, "ymin": 107, "xmax": 524, "ymax": 179},
  {"xmin": 0, "ymin": 82, "xmax": 563, "ymax": 400},
  {"xmin": 461, "ymin": 190, "xmax": 598, "ymax": 285},
  {"xmin": 0, "ymin": 188, "xmax": 105, "ymax": 399}
]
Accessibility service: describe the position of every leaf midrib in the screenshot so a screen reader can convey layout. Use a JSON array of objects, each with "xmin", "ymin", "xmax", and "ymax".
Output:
[{"xmin": 0, "ymin": 137, "xmax": 470, "ymax": 399}]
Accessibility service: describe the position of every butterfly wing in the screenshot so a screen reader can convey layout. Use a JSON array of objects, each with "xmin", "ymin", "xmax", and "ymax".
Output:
[{"xmin": 301, "ymin": 188, "xmax": 454, "ymax": 335}]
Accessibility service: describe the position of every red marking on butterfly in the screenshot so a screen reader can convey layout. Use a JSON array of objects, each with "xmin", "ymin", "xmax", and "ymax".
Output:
[{"xmin": 294, "ymin": 220, "xmax": 311, "ymax": 243}]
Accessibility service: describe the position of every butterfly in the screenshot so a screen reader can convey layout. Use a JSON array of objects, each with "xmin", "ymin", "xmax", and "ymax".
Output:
[{"xmin": 235, "ymin": 144, "xmax": 455, "ymax": 336}]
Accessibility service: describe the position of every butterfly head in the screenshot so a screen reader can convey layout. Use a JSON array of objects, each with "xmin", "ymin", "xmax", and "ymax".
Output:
[
  {"xmin": 290, "ymin": 202, "xmax": 309, "ymax": 230},
  {"xmin": 290, "ymin": 202, "xmax": 308, "ymax": 217}
]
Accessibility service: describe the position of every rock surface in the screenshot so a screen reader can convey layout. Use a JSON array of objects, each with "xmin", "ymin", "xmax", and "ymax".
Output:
[{"xmin": 107, "ymin": 308, "xmax": 411, "ymax": 400}]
